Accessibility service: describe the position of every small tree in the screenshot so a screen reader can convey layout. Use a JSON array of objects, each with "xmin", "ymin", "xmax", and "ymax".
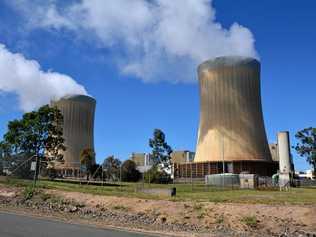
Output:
[
  {"xmin": 144, "ymin": 166, "xmax": 171, "ymax": 184},
  {"xmin": 0, "ymin": 105, "xmax": 65, "ymax": 180},
  {"xmin": 102, "ymin": 155, "xmax": 122, "ymax": 181},
  {"xmin": 80, "ymin": 148, "xmax": 95, "ymax": 180},
  {"xmin": 121, "ymin": 160, "xmax": 140, "ymax": 182},
  {"xmin": 149, "ymin": 129, "xmax": 173, "ymax": 171},
  {"xmin": 294, "ymin": 127, "xmax": 316, "ymax": 174}
]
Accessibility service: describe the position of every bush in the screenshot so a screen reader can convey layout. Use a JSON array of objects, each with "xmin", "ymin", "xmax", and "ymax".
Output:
[
  {"xmin": 121, "ymin": 160, "xmax": 141, "ymax": 182},
  {"xmin": 241, "ymin": 215, "xmax": 258, "ymax": 228},
  {"xmin": 23, "ymin": 186, "xmax": 35, "ymax": 200},
  {"xmin": 144, "ymin": 166, "xmax": 171, "ymax": 184}
]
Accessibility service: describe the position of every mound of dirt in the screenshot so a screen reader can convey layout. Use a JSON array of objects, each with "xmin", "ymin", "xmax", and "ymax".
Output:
[{"xmin": 0, "ymin": 184, "xmax": 315, "ymax": 237}]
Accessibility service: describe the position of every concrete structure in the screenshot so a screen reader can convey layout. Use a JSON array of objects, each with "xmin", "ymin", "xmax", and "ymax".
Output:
[
  {"xmin": 269, "ymin": 143, "xmax": 279, "ymax": 162},
  {"xmin": 171, "ymin": 150, "xmax": 195, "ymax": 164},
  {"xmin": 277, "ymin": 131, "xmax": 294, "ymax": 188},
  {"xmin": 51, "ymin": 95, "xmax": 96, "ymax": 176},
  {"xmin": 130, "ymin": 153, "xmax": 154, "ymax": 173},
  {"xmin": 195, "ymin": 56, "xmax": 272, "ymax": 164},
  {"xmin": 295, "ymin": 170, "xmax": 315, "ymax": 180},
  {"xmin": 277, "ymin": 131, "xmax": 292, "ymax": 174},
  {"xmin": 205, "ymin": 173, "xmax": 240, "ymax": 187},
  {"xmin": 130, "ymin": 153, "xmax": 154, "ymax": 166},
  {"xmin": 239, "ymin": 173, "xmax": 258, "ymax": 189},
  {"xmin": 175, "ymin": 160, "xmax": 277, "ymax": 179},
  {"xmin": 130, "ymin": 153, "xmax": 146, "ymax": 166},
  {"xmin": 175, "ymin": 57, "xmax": 279, "ymax": 179}
]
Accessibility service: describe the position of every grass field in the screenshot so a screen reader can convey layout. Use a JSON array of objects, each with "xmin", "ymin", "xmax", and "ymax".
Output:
[{"xmin": 1, "ymin": 177, "xmax": 316, "ymax": 205}]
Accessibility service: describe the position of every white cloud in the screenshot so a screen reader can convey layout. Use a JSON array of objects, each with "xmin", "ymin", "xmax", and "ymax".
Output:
[
  {"xmin": 0, "ymin": 44, "xmax": 87, "ymax": 111},
  {"xmin": 8, "ymin": 0, "xmax": 258, "ymax": 83}
]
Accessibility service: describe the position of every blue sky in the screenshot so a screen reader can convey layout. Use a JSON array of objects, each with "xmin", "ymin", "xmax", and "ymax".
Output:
[{"xmin": 0, "ymin": 0, "xmax": 315, "ymax": 171}]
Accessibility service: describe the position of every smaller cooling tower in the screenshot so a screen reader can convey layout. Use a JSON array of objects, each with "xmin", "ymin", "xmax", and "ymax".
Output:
[{"xmin": 52, "ymin": 95, "xmax": 96, "ymax": 170}]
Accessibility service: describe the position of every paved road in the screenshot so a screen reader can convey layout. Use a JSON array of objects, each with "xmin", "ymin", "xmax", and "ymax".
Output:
[{"xmin": 0, "ymin": 212, "xmax": 156, "ymax": 237}]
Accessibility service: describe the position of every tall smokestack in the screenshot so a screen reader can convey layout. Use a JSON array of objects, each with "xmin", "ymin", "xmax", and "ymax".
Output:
[{"xmin": 195, "ymin": 56, "xmax": 272, "ymax": 163}]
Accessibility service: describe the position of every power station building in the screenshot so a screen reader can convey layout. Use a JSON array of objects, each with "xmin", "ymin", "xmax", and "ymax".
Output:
[
  {"xmin": 51, "ymin": 94, "xmax": 96, "ymax": 176},
  {"xmin": 171, "ymin": 151, "xmax": 195, "ymax": 164},
  {"xmin": 175, "ymin": 56, "xmax": 278, "ymax": 178}
]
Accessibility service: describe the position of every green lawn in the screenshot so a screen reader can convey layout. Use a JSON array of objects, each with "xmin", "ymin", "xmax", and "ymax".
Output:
[{"xmin": 1, "ymin": 177, "xmax": 316, "ymax": 205}]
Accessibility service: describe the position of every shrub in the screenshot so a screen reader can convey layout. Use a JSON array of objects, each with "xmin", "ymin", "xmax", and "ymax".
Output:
[
  {"xmin": 112, "ymin": 205, "xmax": 129, "ymax": 211},
  {"xmin": 23, "ymin": 186, "xmax": 34, "ymax": 200},
  {"xmin": 39, "ymin": 193, "xmax": 51, "ymax": 201},
  {"xmin": 121, "ymin": 160, "xmax": 141, "ymax": 182},
  {"xmin": 144, "ymin": 166, "xmax": 171, "ymax": 184},
  {"xmin": 241, "ymin": 215, "xmax": 258, "ymax": 228}
]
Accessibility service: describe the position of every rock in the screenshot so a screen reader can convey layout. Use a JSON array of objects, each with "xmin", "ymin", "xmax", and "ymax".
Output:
[{"xmin": 69, "ymin": 206, "xmax": 78, "ymax": 213}]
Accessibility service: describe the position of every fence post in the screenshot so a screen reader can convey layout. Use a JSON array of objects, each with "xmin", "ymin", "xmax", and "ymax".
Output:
[{"xmin": 32, "ymin": 155, "xmax": 39, "ymax": 189}]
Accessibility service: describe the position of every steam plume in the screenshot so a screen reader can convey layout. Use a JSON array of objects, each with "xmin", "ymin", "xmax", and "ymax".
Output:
[
  {"xmin": 8, "ymin": 0, "xmax": 258, "ymax": 83},
  {"xmin": 0, "ymin": 44, "xmax": 87, "ymax": 111}
]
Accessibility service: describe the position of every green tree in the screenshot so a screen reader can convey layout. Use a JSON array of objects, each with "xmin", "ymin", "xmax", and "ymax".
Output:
[
  {"xmin": 80, "ymin": 148, "xmax": 95, "ymax": 180},
  {"xmin": 144, "ymin": 166, "xmax": 171, "ymax": 184},
  {"xmin": 294, "ymin": 127, "xmax": 316, "ymax": 174},
  {"xmin": 121, "ymin": 160, "xmax": 140, "ymax": 182},
  {"xmin": 0, "ymin": 105, "xmax": 65, "ymax": 179},
  {"xmin": 102, "ymin": 155, "xmax": 122, "ymax": 181},
  {"xmin": 149, "ymin": 129, "xmax": 173, "ymax": 167}
]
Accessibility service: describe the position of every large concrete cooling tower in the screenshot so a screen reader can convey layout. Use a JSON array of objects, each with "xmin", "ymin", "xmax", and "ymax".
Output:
[
  {"xmin": 52, "ymin": 95, "xmax": 96, "ymax": 174},
  {"xmin": 195, "ymin": 56, "xmax": 272, "ymax": 163}
]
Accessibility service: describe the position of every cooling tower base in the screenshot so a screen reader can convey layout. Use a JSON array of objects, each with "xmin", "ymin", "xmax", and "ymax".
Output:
[{"xmin": 174, "ymin": 160, "xmax": 278, "ymax": 178}]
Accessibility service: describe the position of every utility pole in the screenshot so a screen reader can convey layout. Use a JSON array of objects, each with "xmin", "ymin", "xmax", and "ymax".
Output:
[
  {"xmin": 222, "ymin": 133, "xmax": 225, "ymax": 188},
  {"xmin": 148, "ymin": 170, "xmax": 151, "ymax": 187},
  {"xmin": 101, "ymin": 167, "xmax": 104, "ymax": 186},
  {"xmin": 191, "ymin": 162, "xmax": 193, "ymax": 191},
  {"xmin": 119, "ymin": 164, "xmax": 122, "ymax": 191}
]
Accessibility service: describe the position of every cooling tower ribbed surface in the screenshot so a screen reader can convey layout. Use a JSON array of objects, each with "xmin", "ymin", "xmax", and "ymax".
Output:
[
  {"xmin": 195, "ymin": 56, "xmax": 272, "ymax": 162},
  {"xmin": 52, "ymin": 95, "xmax": 96, "ymax": 169}
]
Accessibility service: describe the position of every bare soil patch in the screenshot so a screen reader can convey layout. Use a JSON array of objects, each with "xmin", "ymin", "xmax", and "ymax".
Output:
[
  {"xmin": 1, "ymin": 183, "xmax": 315, "ymax": 237},
  {"xmin": 44, "ymin": 188, "xmax": 316, "ymax": 236}
]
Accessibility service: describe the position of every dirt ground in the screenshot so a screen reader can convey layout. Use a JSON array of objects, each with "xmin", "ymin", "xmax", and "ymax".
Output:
[
  {"xmin": 47, "ymin": 189, "xmax": 316, "ymax": 234},
  {"xmin": 1, "ymin": 184, "xmax": 315, "ymax": 237}
]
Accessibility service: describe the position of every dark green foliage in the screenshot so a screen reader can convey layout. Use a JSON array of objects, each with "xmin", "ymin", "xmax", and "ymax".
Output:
[
  {"xmin": 90, "ymin": 164, "xmax": 103, "ymax": 180},
  {"xmin": 294, "ymin": 127, "xmax": 316, "ymax": 173},
  {"xmin": 241, "ymin": 215, "xmax": 258, "ymax": 228},
  {"xmin": 121, "ymin": 160, "xmax": 141, "ymax": 182},
  {"xmin": 149, "ymin": 129, "xmax": 173, "ymax": 167},
  {"xmin": 102, "ymin": 156, "xmax": 122, "ymax": 181},
  {"xmin": 0, "ymin": 105, "xmax": 65, "ymax": 178},
  {"xmin": 23, "ymin": 185, "xmax": 35, "ymax": 201},
  {"xmin": 144, "ymin": 166, "xmax": 171, "ymax": 184}
]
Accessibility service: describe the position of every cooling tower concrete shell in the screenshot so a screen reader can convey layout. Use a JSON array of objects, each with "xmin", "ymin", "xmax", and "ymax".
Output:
[
  {"xmin": 195, "ymin": 56, "xmax": 272, "ymax": 163},
  {"xmin": 52, "ymin": 95, "xmax": 96, "ymax": 170}
]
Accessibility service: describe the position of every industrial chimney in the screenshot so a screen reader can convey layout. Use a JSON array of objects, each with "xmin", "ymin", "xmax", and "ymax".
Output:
[{"xmin": 195, "ymin": 56, "xmax": 272, "ymax": 163}]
